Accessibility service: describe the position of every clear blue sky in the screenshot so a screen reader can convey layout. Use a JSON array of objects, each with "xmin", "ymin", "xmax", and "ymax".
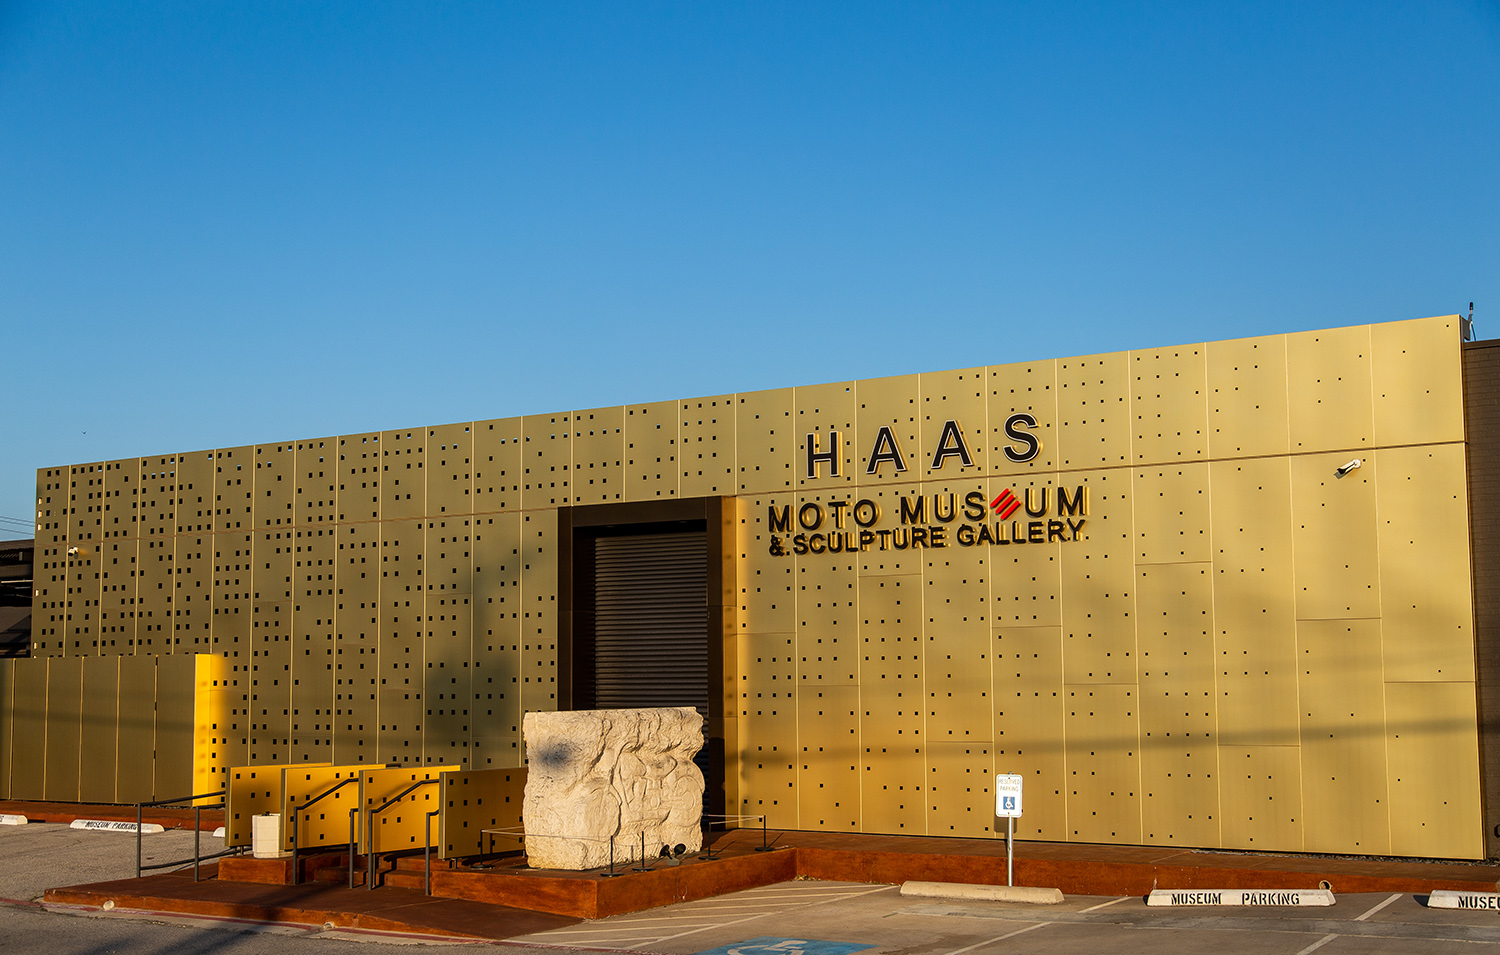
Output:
[{"xmin": 2, "ymin": 1, "xmax": 1496, "ymax": 537}]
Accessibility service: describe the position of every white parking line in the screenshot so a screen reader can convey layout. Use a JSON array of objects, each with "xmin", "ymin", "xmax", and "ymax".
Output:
[
  {"xmin": 1078, "ymin": 896, "xmax": 1130, "ymax": 913},
  {"xmin": 1295, "ymin": 935, "xmax": 1338, "ymax": 955},
  {"xmin": 518, "ymin": 881, "xmax": 896, "ymax": 950},
  {"xmin": 623, "ymin": 911, "xmax": 791, "ymax": 949},
  {"xmin": 1354, "ymin": 893, "xmax": 1402, "ymax": 921},
  {"xmin": 943, "ymin": 922, "xmax": 1051, "ymax": 955},
  {"xmin": 698, "ymin": 890, "xmax": 880, "ymax": 902}
]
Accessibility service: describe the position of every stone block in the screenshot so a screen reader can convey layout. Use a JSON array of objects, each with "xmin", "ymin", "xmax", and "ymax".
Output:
[{"xmin": 522, "ymin": 707, "xmax": 704, "ymax": 869}]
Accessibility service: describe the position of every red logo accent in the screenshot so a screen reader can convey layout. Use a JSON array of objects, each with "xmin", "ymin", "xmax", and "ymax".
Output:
[{"xmin": 991, "ymin": 489, "xmax": 1021, "ymax": 519}]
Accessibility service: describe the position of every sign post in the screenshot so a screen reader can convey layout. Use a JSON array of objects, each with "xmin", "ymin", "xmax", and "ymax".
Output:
[{"xmin": 994, "ymin": 774, "xmax": 1023, "ymax": 887}]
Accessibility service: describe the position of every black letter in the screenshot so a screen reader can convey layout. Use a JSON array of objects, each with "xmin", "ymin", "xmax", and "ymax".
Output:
[
  {"xmin": 963, "ymin": 490, "xmax": 987, "ymax": 521},
  {"xmin": 1003, "ymin": 413, "xmax": 1041, "ymax": 463},
  {"xmin": 798, "ymin": 502, "xmax": 824, "ymax": 530},
  {"xmin": 829, "ymin": 500, "xmax": 849, "ymax": 528},
  {"xmin": 806, "ymin": 430, "xmax": 840, "ymax": 478},
  {"xmin": 865, "ymin": 426, "xmax": 907, "ymax": 475},
  {"xmin": 899, "ymin": 496, "xmax": 927, "ymax": 525},
  {"xmin": 1057, "ymin": 485, "xmax": 1088, "ymax": 516},
  {"xmin": 930, "ymin": 420, "xmax": 974, "ymax": 469},
  {"xmin": 768, "ymin": 505, "xmax": 791, "ymax": 534},
  {"xmin": 1024, "ymin": 487, "xmax": 1049, "ymax": 518},
  {"xmin": 933, "ymin": 493, "xmax": 956, "ymax": 523}
]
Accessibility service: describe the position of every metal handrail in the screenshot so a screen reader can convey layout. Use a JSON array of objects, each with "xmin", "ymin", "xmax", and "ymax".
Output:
[
  {"xmin": 134, "ymin": 789, "xmax": 229, "ymax": 879},
  {"xmin": 288, "ymin": 777, "xmax": 360, "ymax": 885},
  {"xmin": 698, "ymin": 813, "xmax": 773, "ymax": 857},
  {"xmin": 365, "ymin": 778, "xmax": 439, "ymax": 890}
]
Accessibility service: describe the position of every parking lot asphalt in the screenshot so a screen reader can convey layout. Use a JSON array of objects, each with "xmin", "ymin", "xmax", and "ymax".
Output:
[{"xmin": 8, "ymin": 821, "xmax": 1500, "ymax": 954}]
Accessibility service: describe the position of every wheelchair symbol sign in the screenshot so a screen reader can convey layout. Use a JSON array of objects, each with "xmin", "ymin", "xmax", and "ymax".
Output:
[
  {"xmin": 694, "ymin": 937, "xmax": 874, "ymax": 955},
  {"xmin": 995, "ymin": 773, "xmax": 1024, "ymax": 818}
]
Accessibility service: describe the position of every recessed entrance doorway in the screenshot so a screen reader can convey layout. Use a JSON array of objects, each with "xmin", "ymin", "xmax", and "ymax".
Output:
[{"xmin": 557, "ymin": 498, "xmax": 736, "ymax": 818}]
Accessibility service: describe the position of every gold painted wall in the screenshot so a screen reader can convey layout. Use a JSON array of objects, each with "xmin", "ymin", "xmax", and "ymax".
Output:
[
  {"xmin": 0, "ymin": 655, "xmax": 223, "ymax": 804},
  {"xmin": 18, "ymin": 315, "xmax": 1483, "ymax": 859}
]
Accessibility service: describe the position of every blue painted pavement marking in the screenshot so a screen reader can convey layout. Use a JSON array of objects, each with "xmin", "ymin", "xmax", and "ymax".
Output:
[{"xmin": 692, "ymin": 937, "xmax": 875, "ymax": 955}]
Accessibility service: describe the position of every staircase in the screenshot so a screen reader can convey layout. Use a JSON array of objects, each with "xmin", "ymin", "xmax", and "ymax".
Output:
[{"xmin": 310, "ymin": 850, "xmax": 439, "ymax": 889}]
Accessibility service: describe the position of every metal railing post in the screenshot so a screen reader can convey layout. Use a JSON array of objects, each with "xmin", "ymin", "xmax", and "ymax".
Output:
[
  {"xmin": 631, "ymin": 831, "xmax": 651, "ymax": 872},
  {"xmin": 600, "ymin": 835, "xmax": 622, "ymax": 877},
  {"xmin": 367, "ymin": 810, "xmax": 376, "ymax": 890},
  {"xmin": 755, "ymin": 814, "xmax": 773, "ymax": 851},
  {"xmin": 135, "ymin": 803, "xmax": 143, "ymax": 879},
  {"xmin": 424, "ymin": 809, "xmax": 440, "ymax": 896},
  {"xmin": 193, "ymin": 806, "xmax": 202, "ymax": 882},
  {"xmin": 348, "ymin": 808, "xmax": 358, "ymax": 889},
  {"xmin": 363, "ymin": 779, "xmax": 439, "ymax": 891}
]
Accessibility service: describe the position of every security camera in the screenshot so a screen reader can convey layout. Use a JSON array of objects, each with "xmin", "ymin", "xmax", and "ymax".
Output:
[{"xmin": 1335, "ymin": 458, "xmax": 1362, "ymax": 478}]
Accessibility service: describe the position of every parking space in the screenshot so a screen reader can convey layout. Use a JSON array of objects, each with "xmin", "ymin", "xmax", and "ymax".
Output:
[{"xmin": 516, "ymin": 882, "xmax": 1500, "ymax": 955}]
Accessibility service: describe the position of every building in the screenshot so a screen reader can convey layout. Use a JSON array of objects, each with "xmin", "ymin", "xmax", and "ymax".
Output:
[
  {"xmin": 0, "ymin": 540, "xmax": 32, "ymax": 658},
  {"xmin": 4, "ymin": 312, "xmax": 1497, "ymax": 860}
]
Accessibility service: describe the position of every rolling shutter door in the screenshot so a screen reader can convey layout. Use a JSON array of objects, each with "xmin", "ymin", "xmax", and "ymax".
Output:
[{"xmin": 592, "ymin": 532, "xmax": 708, "ymax": 713}]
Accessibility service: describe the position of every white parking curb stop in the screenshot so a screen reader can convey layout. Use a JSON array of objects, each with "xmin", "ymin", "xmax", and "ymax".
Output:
[
  {"xmin": 1147, "ymin": 888, "xmax": 1335, "ymax": 907},
  {"xmin": 901, "ymin": 881, "xmax": 1064, "ymax": 904}
]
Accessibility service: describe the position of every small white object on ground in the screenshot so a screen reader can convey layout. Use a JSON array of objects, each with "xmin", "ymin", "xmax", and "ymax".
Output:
[
  {"xmin": 900, "ymin": 881, "xmax": 1064, "ymax": 904},
  {"xmin": 0, "ymin": 814, "xmax": 28, "ymax": 825},
  {"xmin": 251, "ymin": 813, "xmax": 288, "ymax": 859}
]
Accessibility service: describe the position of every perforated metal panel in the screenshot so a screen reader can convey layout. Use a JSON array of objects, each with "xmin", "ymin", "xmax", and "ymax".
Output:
[
  {"xmin": 1297, "ymin": 618, "xmax": 1390, "ymax": 855},
  {"xmin": 919, "ymin": 368, "xmax": 987, "ymax": 481},
  {"xmin": 438, "ymin": 767, "xmax": 526, "ymax": 859},
  {"xmin": 1288, "ymin": 324, "xmax": 1375, "ymax": 454},
  {"xmin": 623, "ymin": 404, "xmax": 675, "ymax": 500},
  {"xmin": 572, "ymin": 407, "xmax": 625, "ymax": 505},
  {"xmin": 681, "ymin": 396, "xmax": 736, "ymax": 498},
  {"xmin": 1129, "ymin": 345, "xmax": 1208, "ymax": 466},
  {"xmin": 282, "ymin": 764, "xmax": 365, "ymax": 851},
  {"xmin": 795, "ymin": 383, "xmax": 858, "ymax": 493},
  {"xmin": 1207, "ymin": 334, "xmax": 1290, "ymax": 459},
  {"xmin": 592, "ymin": 532, "xmax": 707, "ymax": 711},
  {"xmin": 360, "ymin": 764, "xmax": 457, "ymax": 853},
  {"xmin": 797, "ymin": 685, "xmax": 859, "ymax": 831}
]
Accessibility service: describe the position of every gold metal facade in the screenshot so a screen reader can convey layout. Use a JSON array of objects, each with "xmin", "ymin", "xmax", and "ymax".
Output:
[{"xmin": 16, "ymin": 315, "xmax": 1483, "ymax": 858}]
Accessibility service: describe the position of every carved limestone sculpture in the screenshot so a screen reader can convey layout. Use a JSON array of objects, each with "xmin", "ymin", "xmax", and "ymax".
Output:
[{"xmin": 521, "ymin": 707, "xmax": 704, "ymax": 869}]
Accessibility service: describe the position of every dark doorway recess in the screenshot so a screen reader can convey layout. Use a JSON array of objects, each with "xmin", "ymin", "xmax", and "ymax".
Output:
[{"xmin": 558, "ymin": 497, "xmax": 736, "ymax": 819}]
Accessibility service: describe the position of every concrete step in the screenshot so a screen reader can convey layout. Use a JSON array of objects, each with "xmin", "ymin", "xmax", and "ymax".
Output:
[
  {"xmin": 381, "ymin": 871, "xmax": 426, "ymax": 890},
  {"xmin": 312, "ymin": 866, "xmax": 363, "ymax": 886}
]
